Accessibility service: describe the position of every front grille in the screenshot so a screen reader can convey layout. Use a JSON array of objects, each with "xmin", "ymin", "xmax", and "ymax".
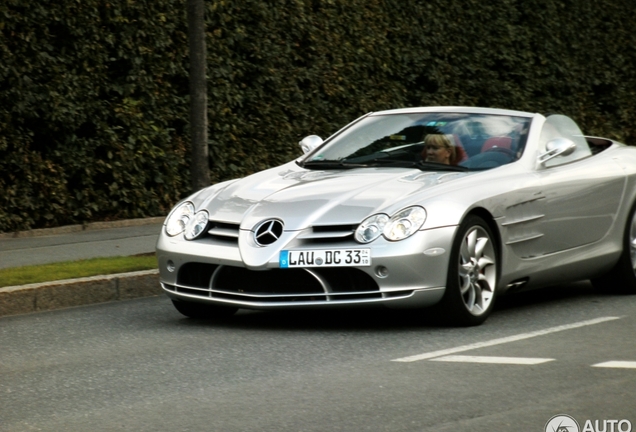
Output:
[
  {"xmin": 311, "ymin": 224, "xmax": 357, "ymax": 235},
  {"xmin": 198, "ymin": 222, "xmax": 358, "ymax": 247},
  {"xmin": 204, "ymin": 221, "xmax": 240, "ymax": 244},
  {"xmin": 171, "ymin": 262, "xmax": 384, "ymax": 304},
  {"xmin": 294, "ymin": 224, "xmax": 357, "ymax": 245}
]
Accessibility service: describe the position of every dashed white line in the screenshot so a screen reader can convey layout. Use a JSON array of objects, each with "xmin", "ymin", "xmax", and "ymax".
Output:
[
  {"xmin": 592, "ymin": 361, "xmax": 636, "ymax": 369},
  {"xmin": 429, "ymin": 355, "xmax": 555, "ymax": 365},
  {"xmin": 392, "ymin": 316, "xmax": 621, "ymax": 363}
]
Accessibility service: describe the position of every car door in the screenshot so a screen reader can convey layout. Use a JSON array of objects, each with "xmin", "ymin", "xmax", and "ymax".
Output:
[
  {"xmin": 537, "ymin": 157, "xmax": 625, "ymax": 254},
  {"xmin": 534, "ymin": 115, "xmax": 625, "ymax": 254}
]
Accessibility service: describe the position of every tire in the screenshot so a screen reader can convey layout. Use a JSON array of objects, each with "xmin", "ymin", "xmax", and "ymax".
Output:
[
  {"xmin": 171, "ymin": 299, "xmax": 238, "ymax": 319},
  {"xmin": 591, "ymin": 203, "xmax": 636, "ymax": 294},
  {"xmin": 436, "ymin": 215, "xmax": 498, "ymax": 326}
]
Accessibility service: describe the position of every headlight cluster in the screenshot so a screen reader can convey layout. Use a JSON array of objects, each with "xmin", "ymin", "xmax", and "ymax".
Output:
[
  {"xmin": 355, "ymin": 206, "xmax": 426, "ymax": 243},
  {"xmin": 165, "ymin": 201, "xmax": 209, "ymax": 240}
]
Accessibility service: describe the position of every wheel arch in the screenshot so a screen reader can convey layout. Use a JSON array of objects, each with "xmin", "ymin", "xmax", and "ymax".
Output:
[
  {"xmin": 461, "ymin": 206, "xmax": 503, "ymax": 281},
  {"xmin": 464, "ymin": 207, "xmax": 500, "ymax": 245},
  {"xmin": 436, "ymin": 206, "xmax": 501, "ymax": 325}
]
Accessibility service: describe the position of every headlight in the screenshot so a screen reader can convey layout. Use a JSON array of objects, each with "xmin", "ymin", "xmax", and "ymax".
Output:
[
  {"xmin": 185, "ymin": 210, "xmax": 209, "ymax": 240},
  {"xmin": 384, "ymin": 206, "xmax": 427, "ymax": 241},
  {"xmin": 355, "ymin": 214, "xmax": 389, "ymax": 243},
  {"xmin": 165, "ymin": 202, "xmax": 194, "ymax": 236}
]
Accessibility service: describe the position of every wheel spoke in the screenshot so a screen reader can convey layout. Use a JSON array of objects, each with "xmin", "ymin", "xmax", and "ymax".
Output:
[
  {"xmin": 474, "ymin": 237, "xmax": 488, "ymax": 259},
  {"xmin": 464, "ymin": 283, "xmax": 475, "ymax": 309},
  {"xmin": 460, "ymin": 239, "xmax": 471, "ymax": 262},
  {"xmin": 478, "ymin": 273, "xmax": 494, "ymax": 293},
  {"xmin": 459, "ymin": 276, "xmax": 471, "ymax": 294},
  {"xmin": 477, "ymin": 256, "xmax": 494, "ymax": 270},
  {"xmin": 473, "ymin": 285, "xmax": 484, "ymax": 312},
  {"xmin": 466, "ymin": 229, "xmax": 477, "ymax": 257},
  {"xmin": 459, "ymin": 262, "xmax": 472, "ymax": 277}
]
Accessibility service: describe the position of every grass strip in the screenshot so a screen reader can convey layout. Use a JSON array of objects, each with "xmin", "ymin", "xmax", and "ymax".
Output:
[{"xmin": 0, "ymin": 255, "xmax": 158, "ymax": 288}]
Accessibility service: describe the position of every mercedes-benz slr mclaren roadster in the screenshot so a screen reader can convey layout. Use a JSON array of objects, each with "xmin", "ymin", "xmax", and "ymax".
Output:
[{"xmin": 157, "ymin": 107, "xmax": 636, "ymax": 325}]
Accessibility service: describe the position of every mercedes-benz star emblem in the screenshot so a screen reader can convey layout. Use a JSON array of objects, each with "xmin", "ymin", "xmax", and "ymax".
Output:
[{"xmin": 254, "ymin": 219, "xmax": 284, "ymax": 246}]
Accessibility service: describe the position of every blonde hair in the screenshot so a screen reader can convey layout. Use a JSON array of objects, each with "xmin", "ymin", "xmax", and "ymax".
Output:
[{"xmin": 423, "ymin": 134, "xmax": 456, "ymax": 163}]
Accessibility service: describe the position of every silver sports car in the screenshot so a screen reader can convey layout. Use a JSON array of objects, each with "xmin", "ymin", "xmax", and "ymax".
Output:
[{"xmin": 156, "ymin": 106, "xmax": 636, "ymax": 325}]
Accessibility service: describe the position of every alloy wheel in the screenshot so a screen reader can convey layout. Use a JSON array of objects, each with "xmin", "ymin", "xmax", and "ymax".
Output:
[{"xmin": 457, "ymin": 226, "xmax": 497, "ymax": 316}]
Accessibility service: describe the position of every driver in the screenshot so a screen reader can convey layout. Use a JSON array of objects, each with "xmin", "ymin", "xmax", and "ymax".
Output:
[{"xmin": 423, "ymin": 134, "xmax": 455, "ymax": 165}]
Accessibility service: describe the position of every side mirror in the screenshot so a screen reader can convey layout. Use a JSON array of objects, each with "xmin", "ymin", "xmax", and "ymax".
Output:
[
  {"xmin": 299, "ymin": 135, "xmax": 323, "ymax": 154},
  {"xmin": 538, "ymin": 138, "xmax": 577, "ymax": 165}
]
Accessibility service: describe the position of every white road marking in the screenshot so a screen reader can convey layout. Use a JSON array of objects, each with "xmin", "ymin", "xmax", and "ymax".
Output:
[
  {"xmin": 592, "ymin": 361, "xmax": 636, "ymax": 369},
  {"xmin": 392, "ymin": 316, "xmax": 621, "ymax": 363},
  {"xmin": 429, "ymin": 355, "xmax": 554, "ymax": 365}
]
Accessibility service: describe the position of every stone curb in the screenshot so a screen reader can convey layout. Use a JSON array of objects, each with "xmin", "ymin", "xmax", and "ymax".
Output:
[
  {"xmin": 0, "ymin": 216, "xmax": 166, "ymax": 239},
  {"xmin": 0, "ymin": 270, "xmax": 161, "ymax": 318}
]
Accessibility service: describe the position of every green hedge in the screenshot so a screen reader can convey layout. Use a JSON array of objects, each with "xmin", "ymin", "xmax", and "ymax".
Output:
[
  {"xmin": 2, "ymin": 0, "xmax": 636, "ymax": 232},
  {"xmin": 0, "ymin": 0, "xmax": 190, "ymax": 231}
]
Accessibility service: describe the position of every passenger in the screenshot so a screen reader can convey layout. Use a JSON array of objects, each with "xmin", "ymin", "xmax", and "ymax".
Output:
[{"xmin": 423, "ymin": 134, "xmax": 455, "ymax": 165}]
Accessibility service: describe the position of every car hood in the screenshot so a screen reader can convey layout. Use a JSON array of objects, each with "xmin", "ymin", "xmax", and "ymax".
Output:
[{"xmin": 196, "ymin": 162, "xmax": 475, "ymax": 231}]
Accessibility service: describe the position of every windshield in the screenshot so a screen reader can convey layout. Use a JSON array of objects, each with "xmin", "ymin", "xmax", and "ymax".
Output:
[{"xmin": 301, "ymin": 112, "xmax": 531, "ymax": 171}]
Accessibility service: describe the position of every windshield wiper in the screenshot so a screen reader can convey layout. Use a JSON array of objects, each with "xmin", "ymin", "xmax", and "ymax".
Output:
[
  {"xmin": 301, "ymin": 160, "xmax": 369, "ymax": 169},
  {"xmin": 414, "ymin": 161, "xmax": 470, "ymax": 172},
  {"xmin": 361, "ymin": 158, "xmax": 417, "ymax": 167},
  {"xmin": 301, "ymin": 159, "xmax": 469, "ymax": 172},
  {"xmin": 356, "ymin": 158, "xmax": 470, "ymax": 171}
]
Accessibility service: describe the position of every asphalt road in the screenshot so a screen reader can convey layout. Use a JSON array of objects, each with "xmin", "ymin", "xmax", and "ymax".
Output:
[
  {"xmin": 0, "ymin": 223, "xmax": 163, "ymax": 269},
  {"xmin": 2, "ymin": 281, "xmax": 635, "ymax": 431}
]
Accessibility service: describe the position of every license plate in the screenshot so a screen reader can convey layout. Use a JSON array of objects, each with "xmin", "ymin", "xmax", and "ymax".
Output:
[{"xmin": 280, "ymin": 249, "xmax": 371, "ymax": 268}]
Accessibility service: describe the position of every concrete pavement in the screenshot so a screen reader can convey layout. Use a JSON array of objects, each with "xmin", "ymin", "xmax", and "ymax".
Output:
[{"xmin": 0, "ymin": 217, "xmax": 166, "ymax": 317}]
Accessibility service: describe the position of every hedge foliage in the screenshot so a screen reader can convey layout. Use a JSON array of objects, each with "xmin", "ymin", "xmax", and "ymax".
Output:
[
  {"xmin": 0, "ymin": 0, "xmax": 189, "ymax": 231},
  {"xmin": 2, "ymin": 0, "xmax": 636, "ymax": 232}
]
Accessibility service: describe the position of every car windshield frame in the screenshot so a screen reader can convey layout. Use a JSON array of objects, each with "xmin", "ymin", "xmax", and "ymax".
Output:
[{"xmin": 300, "ymin": 112, "xmax": 532, "ymax": 172}]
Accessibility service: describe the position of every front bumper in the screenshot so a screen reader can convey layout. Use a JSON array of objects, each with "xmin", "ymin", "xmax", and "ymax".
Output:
[{"xmin": 156, "ymin": 225, "xmax": 457, "ymax": 310}]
